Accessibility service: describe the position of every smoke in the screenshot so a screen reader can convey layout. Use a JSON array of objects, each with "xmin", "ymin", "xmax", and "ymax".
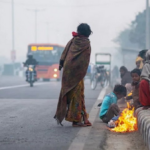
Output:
[{"xmin": 0, "ymin": 0, "xmax": 145, "ymax": 65}]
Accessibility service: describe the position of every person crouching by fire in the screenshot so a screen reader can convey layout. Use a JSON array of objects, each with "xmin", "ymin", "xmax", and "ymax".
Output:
[
  {"xmin": 126, "ymin": 68, "xmax": 141, "ymax": 110},
  {"xmin": 99, "ymin": 85, "xmax": 127, "ymax": 123}
]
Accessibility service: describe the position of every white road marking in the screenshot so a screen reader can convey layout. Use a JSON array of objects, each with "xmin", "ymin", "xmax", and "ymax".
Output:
[
  {"xmin": 68, "ymin": 86, "xmax": 108, "ymax": 150},
  {"xmin": 0, "ymin": 82, "xmax": 50, "ymax": 90}
]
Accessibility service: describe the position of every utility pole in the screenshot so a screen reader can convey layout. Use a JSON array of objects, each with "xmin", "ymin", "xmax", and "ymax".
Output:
[
  {"xmin": 27, "ymin": 8, "xmax": 45, "ymax": 43},
  {"xmin": 146, "ymin": 0, "xmax": 150, "ymax": 49}
]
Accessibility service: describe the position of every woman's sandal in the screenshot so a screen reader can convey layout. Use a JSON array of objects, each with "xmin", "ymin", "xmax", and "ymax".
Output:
[
  {"xmin": 72, "ymin": 122, "xmax": 87, "ymax": 127},
  {"xmin": 84, "ymin": 120, "xmax": 92, "ymax": 126}
]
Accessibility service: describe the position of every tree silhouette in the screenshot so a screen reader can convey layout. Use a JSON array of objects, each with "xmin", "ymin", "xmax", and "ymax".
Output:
[{"xmin": 115, "ymin": 9, "xmax": 148, "ymax": 49}]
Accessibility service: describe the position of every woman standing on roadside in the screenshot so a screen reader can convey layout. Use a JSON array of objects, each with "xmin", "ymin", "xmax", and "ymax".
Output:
[{"xmin": 54, "ymin": 23, "xmax": 92, "ymax": 127}]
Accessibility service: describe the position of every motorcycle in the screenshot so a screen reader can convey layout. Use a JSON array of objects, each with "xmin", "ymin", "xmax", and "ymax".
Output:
[
  {"xmin": 23, "ymin": 63, "xmax": 36, "ymax": 87},
  {"xmin": 91, "ymin": 66, "xmax": 108, "ymax": 90}
]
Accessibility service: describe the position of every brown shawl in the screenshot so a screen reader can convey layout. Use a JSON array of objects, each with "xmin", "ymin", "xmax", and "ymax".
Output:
[{"xmin": 54, "ymin": 36, "xmax": 91, "ymax": 124}]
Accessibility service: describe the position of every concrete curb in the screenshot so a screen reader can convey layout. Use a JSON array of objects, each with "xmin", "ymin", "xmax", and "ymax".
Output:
[
  {"xmin": 68, "ymin": 86, "xmax": 109, "ymax": 150},
  {"xmin": 136, "ymin": 108, "xmax": 150, "ymax": 150}
]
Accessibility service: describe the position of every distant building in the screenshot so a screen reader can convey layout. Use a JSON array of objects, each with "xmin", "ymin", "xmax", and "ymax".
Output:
[{"xmin": 121, "ymin": 48, "xmax": 139, "ymax": 71}]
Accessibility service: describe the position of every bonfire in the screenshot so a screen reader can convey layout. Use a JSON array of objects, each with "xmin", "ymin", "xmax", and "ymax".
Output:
[{"xmin": 110, "ymin": 102, "xmax": 138, "ymax": 133}]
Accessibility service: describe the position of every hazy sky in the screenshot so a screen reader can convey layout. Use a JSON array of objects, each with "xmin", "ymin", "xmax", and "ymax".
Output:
[{"xmin": 0, "ymin": 0, "xmax": 146, "ymax": 62}]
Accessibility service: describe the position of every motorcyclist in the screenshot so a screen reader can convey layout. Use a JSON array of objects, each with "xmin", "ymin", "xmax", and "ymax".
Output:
[
  {"xmin": 96, "ymin": 66, "xmax": 107, "ymax": 85},
  {"xmin": 97, "ymin": 66, "xmax": 104, "ymax": 73},
  {"xmin": 25, "ymin": 53, "xmax": 38, "ymax": 66},
  {"xmin": 91, "ymin": 65, "xmax": 107, "ymax": 89},
  {"xmin": 24, "ymin": 53, "xmax": 38, "ymax": 81}
]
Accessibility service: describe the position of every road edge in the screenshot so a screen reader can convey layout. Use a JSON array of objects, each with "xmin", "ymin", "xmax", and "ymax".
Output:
[{"xmin": 68, "ymin": 86, "xmax": 108, "ymax": 150}]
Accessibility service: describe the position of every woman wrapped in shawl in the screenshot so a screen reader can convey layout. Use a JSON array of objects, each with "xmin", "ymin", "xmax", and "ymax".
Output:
[
  {"xmin": 139, "ymin": 50, "xmax": 150, "ymax": 107},
  {"xmin": 54, "ymin": 23, "xmax": 92, "ymax": 127}
]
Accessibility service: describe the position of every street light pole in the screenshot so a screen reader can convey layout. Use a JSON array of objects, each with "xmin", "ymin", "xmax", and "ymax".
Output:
[
  {"xmin": 27, "ymin": 8, "xmax": 45, "ymax": 43},
  {"xmin": 11, "ymin": 0, "xmax": 15, "ymax": 75},
  {"xmin": 12, "ymin": 0, "xmax": 14, "ymax": 51},
  {"xmin": 146, "ymin": 0, "xmax": 150, "ymax": 49},
  {"xmin": 35, "ymin": 9, "xmax": 37, "ymax": 43},
  {"xmin": 46, "ymin": 22, "xmax": 50, "ymax": 43}
]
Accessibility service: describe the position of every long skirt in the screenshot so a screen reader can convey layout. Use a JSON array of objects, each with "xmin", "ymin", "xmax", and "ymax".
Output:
[{"xmin": 65, "ymin": 80, "xmax": 88, "ymax": 122}]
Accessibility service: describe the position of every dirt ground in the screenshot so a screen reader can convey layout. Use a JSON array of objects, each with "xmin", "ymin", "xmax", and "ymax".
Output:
[
  {"xmin": 104, "ymin": 131, "xmax": 148, "ymax": 150},
  {"xmin": 104, "ymin": 89, "xmax": 148, "ymax": 150},
  {"xmin": 83, "ymin": 111, "xmax": 148, "ymax": 150},
  {"xmin": 83, "ymin": 87, "xmax": 148, "ymax": 150}
]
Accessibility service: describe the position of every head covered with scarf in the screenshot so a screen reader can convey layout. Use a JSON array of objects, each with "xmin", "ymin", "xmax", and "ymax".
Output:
[
  {"xmin": 136, "ymin": 49, "xmax": 148, "ymax": 70},
  {"xmin": 141, "ymin": 50, "xmax": 150, "ymax": 82},
  {"xmin": 136, "ymin": 56, "xmax": 143, "ymax": 69}
]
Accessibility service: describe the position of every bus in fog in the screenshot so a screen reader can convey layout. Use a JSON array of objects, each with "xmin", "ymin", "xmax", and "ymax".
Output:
[{"xmin": 27, "ymin": 44, "xmax": 64, "ymax": 81}]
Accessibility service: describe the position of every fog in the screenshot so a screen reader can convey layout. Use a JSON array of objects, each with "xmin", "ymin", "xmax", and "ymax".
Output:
[
  {"xmin": 0, "ymin": 0, "xmax": 145, "ymax": 68},
  {"xmin": 0, "ymin": 2, "xmax": 148, "ymax": 149}
]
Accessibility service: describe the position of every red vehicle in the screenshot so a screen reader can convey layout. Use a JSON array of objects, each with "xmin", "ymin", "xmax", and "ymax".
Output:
[{"xmin": 28, "ymin": 44, "xmax": 64, "ymax": 81}]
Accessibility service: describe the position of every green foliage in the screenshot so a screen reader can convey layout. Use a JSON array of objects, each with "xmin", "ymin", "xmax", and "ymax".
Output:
[{"xmin": 116, "ymin": 9, "xmax": 148, "ymax": 49}]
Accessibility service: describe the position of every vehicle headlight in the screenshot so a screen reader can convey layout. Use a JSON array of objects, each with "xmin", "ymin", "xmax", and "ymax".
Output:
[
  {"xmin": 29, "ymin": 68, "xmax": 33, "ymax": 71},
  {"xmin": 54, "ymin": 68, "xmax": 58, "ymax": 72},
  {"xmin": 53, "ymin": 74, "xmax": 57, "ymax": 78}
]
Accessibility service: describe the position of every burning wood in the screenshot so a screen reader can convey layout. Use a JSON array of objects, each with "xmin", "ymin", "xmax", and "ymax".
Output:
[{"xmin": 110, "ymin": 102, "xmax": 138, "ymax": 133}]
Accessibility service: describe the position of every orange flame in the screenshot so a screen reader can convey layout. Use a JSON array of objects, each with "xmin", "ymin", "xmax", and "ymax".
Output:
[{"xmin": 111, "ymin": 102, "xmax": 138, "ymax": 133}]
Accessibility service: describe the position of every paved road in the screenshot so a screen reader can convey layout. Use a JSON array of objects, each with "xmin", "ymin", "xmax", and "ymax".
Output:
[
  {"xmin": 0, "ymin": 76, "xmax": 101, "ymax": 150},
  {"xmin": 0, "ymin": 76, "xmax": 26, "ymax": 87}
]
